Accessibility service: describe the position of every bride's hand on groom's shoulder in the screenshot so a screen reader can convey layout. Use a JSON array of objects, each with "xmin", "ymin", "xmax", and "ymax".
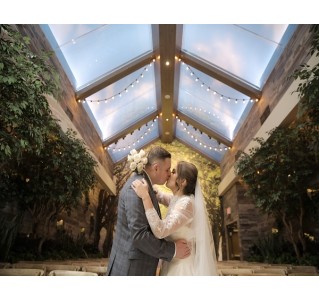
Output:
[{"xmin": 131, "ymin": 179, "xmax": 149, "ymax": 200}]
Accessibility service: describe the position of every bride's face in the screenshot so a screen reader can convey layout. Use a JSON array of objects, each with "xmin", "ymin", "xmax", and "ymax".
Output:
[{"xmin": 166, "ymin": 168, "xmax": 177, "ymax": 192}]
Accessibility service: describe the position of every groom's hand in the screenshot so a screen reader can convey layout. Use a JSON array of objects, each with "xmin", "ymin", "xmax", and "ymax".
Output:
[{"xmin": 175, "ymin": 239, "xmax": 191, "ymax": 259}]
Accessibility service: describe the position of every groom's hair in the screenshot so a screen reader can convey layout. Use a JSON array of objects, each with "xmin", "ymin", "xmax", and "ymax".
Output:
[{"xmin": 146, "ymin": 146, "xmax": 171, "ymax": 166}]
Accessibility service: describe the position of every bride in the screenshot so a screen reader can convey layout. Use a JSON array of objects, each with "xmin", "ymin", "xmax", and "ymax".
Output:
[{"xmin": 132, "ymin": 161, "xmax": 218, "ymax": 276}]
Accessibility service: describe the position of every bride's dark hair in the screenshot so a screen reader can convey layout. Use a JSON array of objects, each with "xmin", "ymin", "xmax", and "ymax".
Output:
[{"xmin": 176, "ymin": 161, "xmax": 198, "ymax": 195}]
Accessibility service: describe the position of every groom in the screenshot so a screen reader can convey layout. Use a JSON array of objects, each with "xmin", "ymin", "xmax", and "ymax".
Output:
[{"xmin": 106, "ymin": 146, "xmax": 191, "ymax": 276}]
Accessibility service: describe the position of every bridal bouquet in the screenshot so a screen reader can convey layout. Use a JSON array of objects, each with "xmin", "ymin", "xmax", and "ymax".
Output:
[{"xmin": 127, "ymin": 149, "xmax": 148, "ymax": 174}]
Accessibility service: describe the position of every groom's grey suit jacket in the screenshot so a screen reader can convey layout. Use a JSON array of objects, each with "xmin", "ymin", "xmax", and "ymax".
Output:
[{"xmin": 106, "ymin": 171, "xmax": 175, "ymax": 276}]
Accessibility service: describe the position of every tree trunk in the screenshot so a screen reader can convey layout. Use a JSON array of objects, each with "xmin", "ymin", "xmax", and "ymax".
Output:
[
  {"xmin": 298, "ymin": 197, "xmax": 307, "ymax": 254},
  {"xmin": 37, "ymin": 237, "xmax": 46, "ymax": 256},
  {"xmin": 93, "ymin": 222, "xmax": 101, "ymax": 250},
  {"xmin": 0, "ymin": 214, "xmax": 22, "ymax": 261},
  {"xmin": 32, "ymin": 220, "xmax": 39, "ymax": 239},
  {"xmin": 281, "ymin": 212, "xmax": 301, "ymax": 262},
  {"xmin": 37, "ymin": 211, "xmax": 55, "ymax": 255},
  {"xmin": 93, "ymin": 189, "xmax": 107, "ymax": 250},
  {"xmin": 298, "ymin": 229, "xmax": 306, "ymax": 255}
]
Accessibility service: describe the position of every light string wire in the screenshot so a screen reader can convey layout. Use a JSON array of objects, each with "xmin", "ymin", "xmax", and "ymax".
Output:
[
  {"xmin": 105, "ymin": 115, "xmax": 230, "ymax": 154},
  {"xmin": 177, "ymin": 118, "xmax": 231, "ymax": 152},
  {"xmin": 78, "ymin": 57, "xmax": 258, "ymax": 104},
  {"xmin": 105, "ymin": 118, "xmax": 158, "ymax": 152},
  {"xmin": 77, "ymin": 59, "xmax": 155, "ymax": 103},
  {"xmin": 180, "ymin": 106, "xmax": 226, "ymax": 125},
  {"xmin": 178, "ymin": 58, "xmax": 259, "ymax": 104}
]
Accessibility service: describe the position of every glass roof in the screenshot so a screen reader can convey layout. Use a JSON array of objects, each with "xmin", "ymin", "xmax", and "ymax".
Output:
[
  {"xmin": 107, "ymin": 120, "xmax": 159, "ymax": 162},
  {"xmin": 40, "ymin": 24, "xmax": 297, "ymax": 164},
  {"xmin": 175, "ymin": 120, "xmax": 229, "ymax": 164},
  {"xmin": 41, "ymin": 24, "xmax": 153, "ymax": 90},
  {"xmin": 84, "ymin": 64, "xmax": 157, "ymax": 141},
  {"xmin": 178, "ymin": 63, "xmax": 254, "ymax": 141},
  {"xmin": 182, "ymin": 24, "xmax": 296, "ymax": 87}
]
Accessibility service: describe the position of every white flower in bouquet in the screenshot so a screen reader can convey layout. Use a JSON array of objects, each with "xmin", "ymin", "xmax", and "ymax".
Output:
[
  {"xmin": 136, "ymin": 162, "xmax": 144, "ymax": 174},
  {"xmin": 128, "ymin": 148, "xmax": 148, "ymax": 174},
  {"xmin": 129, "ymin": 162, "xmax": 137, "ymax": 172}
]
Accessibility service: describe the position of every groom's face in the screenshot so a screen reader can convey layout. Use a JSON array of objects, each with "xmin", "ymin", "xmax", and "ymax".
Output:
[{"xmin": 152, "ymin": 157, "xmax": 172, "ymax": 185}]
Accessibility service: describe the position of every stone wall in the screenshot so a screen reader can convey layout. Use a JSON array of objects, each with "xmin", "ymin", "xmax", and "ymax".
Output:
[
  {"xmin": 236, "ymin": 183, "xmax": 275, "ymax": 259},
  {"xmin": 223, "ymin": 182, "xmax": 276, "ymax": 260}
]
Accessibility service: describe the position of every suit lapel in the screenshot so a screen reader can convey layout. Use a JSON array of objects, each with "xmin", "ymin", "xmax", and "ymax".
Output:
[{"xmin": 142, "ymin": 171, "xmax": 162, "ymax": 219}]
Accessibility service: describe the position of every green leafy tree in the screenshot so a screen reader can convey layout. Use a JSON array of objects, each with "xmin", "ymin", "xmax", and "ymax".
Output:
[
  {"xmin": 0, "ymin": 25, "xmax": 97, "ymax": 258},
  {"xmin": 235, "ymin": 126, "xmax": 318, "ymax": 261},
  {"xmin": 0, "ymin": 24, "xmax": 60, "ymax": 259},
  {"xmin": 1, "ymin": 126, "xmax": 97, "ymax": 255},
  {"xmin": 0, "ymin": 25, "xmax": 60, "ymax": 166}
]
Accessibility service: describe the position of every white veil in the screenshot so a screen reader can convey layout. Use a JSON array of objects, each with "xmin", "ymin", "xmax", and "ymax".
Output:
[{"xmin": 193, "ymin": 180, "xmax": 218, "ymax": 275}]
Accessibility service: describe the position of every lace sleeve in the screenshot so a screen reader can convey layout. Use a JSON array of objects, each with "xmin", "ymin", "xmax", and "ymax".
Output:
[
  {"xmin": 156, "ymin": 190, "xmax": 172, "ymax": 207},
  {"xmin": 145, "ymin": 196, "xmax": 194, "ymax": 239}
]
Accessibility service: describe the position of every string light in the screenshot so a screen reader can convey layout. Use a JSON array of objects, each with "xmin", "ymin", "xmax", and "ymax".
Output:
[
  {"xmin": 77, "ymin": 59, "xmax": 155, "ymax": 104},
  {"xmin": 105, "ymin": 118, "xmax": 158, "ymax": 152},
  {"xmin": 179, "ymin": 59, "xmax": 259, "ymax": 104},
  {"xmin": 180, "ymin": 106, "xmax": 226, "ymax": 124},
  {"xmin": 177, "ymin": 119, "xmax": 231, "ymax": 152}
]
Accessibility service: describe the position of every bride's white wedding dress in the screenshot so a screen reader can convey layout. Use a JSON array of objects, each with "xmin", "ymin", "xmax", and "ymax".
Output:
[{"xmin": 145, "ymin": 190, "xmax": 218, "ymax": 276}]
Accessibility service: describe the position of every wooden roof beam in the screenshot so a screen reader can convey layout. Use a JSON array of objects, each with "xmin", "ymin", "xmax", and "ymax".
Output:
[
  {"xmin": 102, "ymin": 112, "xmax": 158, "ymax": 147},
  {"xmin": 156, "ymin": 25, "xmax": 182, "ymax": 143}
]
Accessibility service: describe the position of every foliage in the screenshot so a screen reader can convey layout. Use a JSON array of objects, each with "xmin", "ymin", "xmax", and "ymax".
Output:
[
  {"xmin": 235, "ymin": 126, "xmax": 319, "ymax": 260},
  {"xmin": 248, "ymin": 233, "xmax": 319, "ymax": 267},
  {"xmin": 7, "ymin": 231, "xmax": 102, "ymax": 262},
  {"xmin": 0, "ymin": 24, "xmax": 61, "ymax": 259},
  {"xmin": 235, "ymin": 127, "xmax": 316, "ymax": 212},
  {"xmin": 0, "ymin": 214, "xmax": 23, "ymax": 260},
  {"xmin": 0, "ymin": 126, "xmax": 97, "ymax": 253},
  {"xmin": 248, "ymin": 233, "xmax": 291, "ymax": 264},
  {"xmin": 0, "ymin": 24, "xmax": 97, "ymax": 258},
  {"xmin": 0, "ymin": 25, "xmax": 60, "ymax": 169}
]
